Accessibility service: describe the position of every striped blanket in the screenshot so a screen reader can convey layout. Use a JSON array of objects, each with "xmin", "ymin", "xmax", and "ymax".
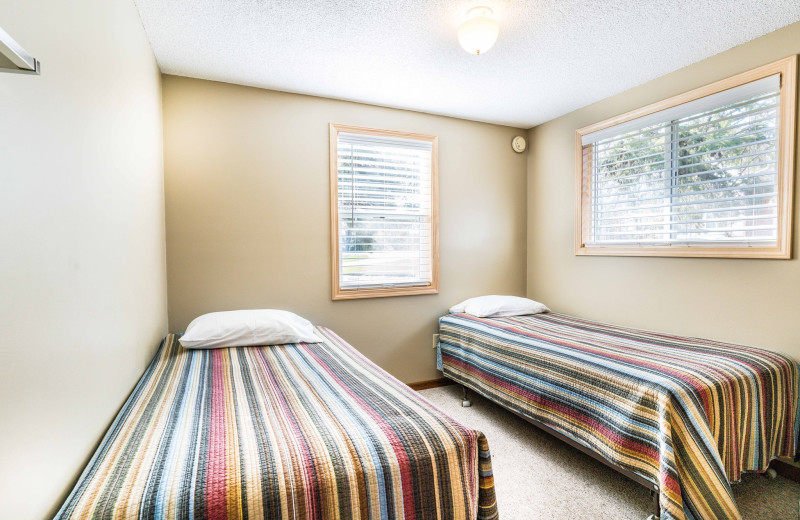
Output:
[
  {"xmin": 56, "ymin": 329, "xmax": 497, "ymax": 520},
  {"xmin": 438, "ymin": 312, "xmax": 799, "ymax": 520}
]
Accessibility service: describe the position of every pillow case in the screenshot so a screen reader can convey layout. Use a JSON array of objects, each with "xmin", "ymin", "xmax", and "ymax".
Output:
[
  {"xmin": 179, "ymin": 309, "xmax": 322, "ymax": 349},
  {"xmin": 449, "ymin": 295, "xmax": 549, "ymax": 318}
]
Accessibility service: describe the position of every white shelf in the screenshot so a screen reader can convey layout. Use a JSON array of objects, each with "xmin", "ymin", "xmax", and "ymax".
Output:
[{"xmin": 0, "ymin": 26, "xmax": 39, "ymax": 75}]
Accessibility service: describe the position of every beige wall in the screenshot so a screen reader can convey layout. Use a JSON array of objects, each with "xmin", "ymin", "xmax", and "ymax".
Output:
[
  {"xmin": 163, "ymin": 75, "xmax": 527, "ymax": 383},
  {"xmin": 0, "ymin": 2, "xmax": 168, "ymax": 519},
  {"xmin": 527, "ymin": 22, "xmax": 800, "ymax": 359}
]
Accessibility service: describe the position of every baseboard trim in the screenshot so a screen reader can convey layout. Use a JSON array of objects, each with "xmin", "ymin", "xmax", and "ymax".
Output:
[
  {"xmin": 771, "ymin": 459, "xmax": 800, "ymax": 483},
  {"xmin": 407, "ymin": 378, "xmax": 455, "ymax": 391}
]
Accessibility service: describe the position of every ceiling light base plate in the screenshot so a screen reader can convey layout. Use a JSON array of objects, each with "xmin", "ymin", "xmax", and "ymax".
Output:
[{"xmin": 466, "ymin": 6, "xmax": 493, "ymax": 19}]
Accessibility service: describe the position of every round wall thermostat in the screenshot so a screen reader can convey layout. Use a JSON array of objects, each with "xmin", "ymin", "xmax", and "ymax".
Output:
[{"xmin": 511, "ymin": 135, "xmax": 527, "ymax": 153}]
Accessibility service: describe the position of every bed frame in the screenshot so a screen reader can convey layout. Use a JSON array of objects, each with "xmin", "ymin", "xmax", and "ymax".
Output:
[{"xmin": 457, "ymin": 383, "xmax": 661, "ymax": 520}]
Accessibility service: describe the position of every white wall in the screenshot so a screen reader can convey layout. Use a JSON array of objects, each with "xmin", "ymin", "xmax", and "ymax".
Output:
[{"xmin": 0, "ymin": 1, "xmax": 168, "ymax": 518}]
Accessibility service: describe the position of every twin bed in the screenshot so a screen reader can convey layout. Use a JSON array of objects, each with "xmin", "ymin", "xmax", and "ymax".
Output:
[
  {"xmin": 438, "ymin": 311, "xmax": 800, "ymax": 520},
  {"xmin": 55, "ymin": 327, "xmax": 497, "ymax": 520},
  {"xmin": 55, "ymin": 308, "xmax": 799, "ymax": 520}
]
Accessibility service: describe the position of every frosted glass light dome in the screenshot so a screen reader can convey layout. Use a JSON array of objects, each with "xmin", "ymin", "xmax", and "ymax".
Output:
[{"xmin": 457, "ymin": 6, "xmax": 499, "ymax": 55}]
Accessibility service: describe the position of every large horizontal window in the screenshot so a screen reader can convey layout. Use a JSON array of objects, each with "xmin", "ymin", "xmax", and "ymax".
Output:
[
  {"xmin": 575, "ymin": 57, "xmax": 797, "ymax": 258},
  {"xmin": 330, "ymin": 123, "xmax": 439, "ymax": 300}
]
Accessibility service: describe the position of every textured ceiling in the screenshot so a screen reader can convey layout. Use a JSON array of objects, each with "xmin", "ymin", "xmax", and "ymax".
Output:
[{"xmin": 133, "ymin": 0, "xmax": 800, "ymax": 128}]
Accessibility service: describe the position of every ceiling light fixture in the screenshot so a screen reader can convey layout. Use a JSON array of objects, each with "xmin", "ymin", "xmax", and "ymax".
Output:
[{"xmin": 457, "ymin": 6, "xmax": 499, "ymax": 55}]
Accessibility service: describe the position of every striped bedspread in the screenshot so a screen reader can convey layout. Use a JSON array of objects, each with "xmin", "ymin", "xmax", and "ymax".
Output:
[
  {"xmin": 438, "ymin": 312, "xmax": 799, "ymax": 520},
  {"xmin": 56, "ymin": 329, "xmax": 497, "ymax": 520}
]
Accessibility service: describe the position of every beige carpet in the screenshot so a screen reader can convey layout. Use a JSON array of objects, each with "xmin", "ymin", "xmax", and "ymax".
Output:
[{"xmin": 419, "ymin": 385, "xmax": 799, "ymax": 520}]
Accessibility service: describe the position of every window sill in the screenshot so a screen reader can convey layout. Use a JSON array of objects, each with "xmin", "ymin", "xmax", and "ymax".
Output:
[
  {"xmin": 574, "ymin": 244, "xmax": 791, "ymax": 259},
  {"xmin": 332, "ymin": 284, "xmax": 439, "ymax": 300}
]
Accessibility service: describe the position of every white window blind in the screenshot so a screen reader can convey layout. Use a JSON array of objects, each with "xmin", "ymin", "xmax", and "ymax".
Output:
[
  {"xmin": 581, "ymin": 74, "xmax": 781, "ymax": 248},
  {"xmin": 336, "ymin": 132, "xmax": 433, "ymax": 290}
]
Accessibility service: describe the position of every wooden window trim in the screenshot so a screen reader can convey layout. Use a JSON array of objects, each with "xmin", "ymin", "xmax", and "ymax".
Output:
[
  {"xmin": 329, "ymin": 123, "xmax": 440, "ymax": 300},
  {"xmin": 574, "ymin": 56, "xmax": 798, "ymax": 259}
]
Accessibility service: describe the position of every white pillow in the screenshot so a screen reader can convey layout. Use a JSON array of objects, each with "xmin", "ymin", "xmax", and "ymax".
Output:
[
  {"xmin": 179, "ymin": 309, "xmax": 322, "ymax": 349},
  {"xmin": 449, "ymin": 295, "xmax": 549, "ymax": 318},
  {"xmin": 449, "ymin": 302, "xmax": 467, "ymax": 313}
]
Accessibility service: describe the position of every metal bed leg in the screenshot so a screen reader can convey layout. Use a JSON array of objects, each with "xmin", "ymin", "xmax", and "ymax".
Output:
[
  {"xmin": 647, "ymin": 488, "xmax": 660, "ymax": 520},
  {"xmin": 460, "ymin": 386, "xmax": 472, "ymax": 407}
]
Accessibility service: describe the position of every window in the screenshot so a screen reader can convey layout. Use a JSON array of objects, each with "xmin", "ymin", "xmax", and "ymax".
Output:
[
  {"xmin": 575, "ymin": 57, "xmax": 797, "ymax": 258},
  {"xmin": 329, "ymin": 123, "xmax": 439, "ymax": 300}
]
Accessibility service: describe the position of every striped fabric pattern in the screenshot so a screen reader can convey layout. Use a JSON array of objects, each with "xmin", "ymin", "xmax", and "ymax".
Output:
[
  {"xmin": 56, "ymin": 328, "xmax": 497, "ymax": 520},
  {"xmin": 438, "ymin": 312, "xmax": 799, "ymax": 520}
]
